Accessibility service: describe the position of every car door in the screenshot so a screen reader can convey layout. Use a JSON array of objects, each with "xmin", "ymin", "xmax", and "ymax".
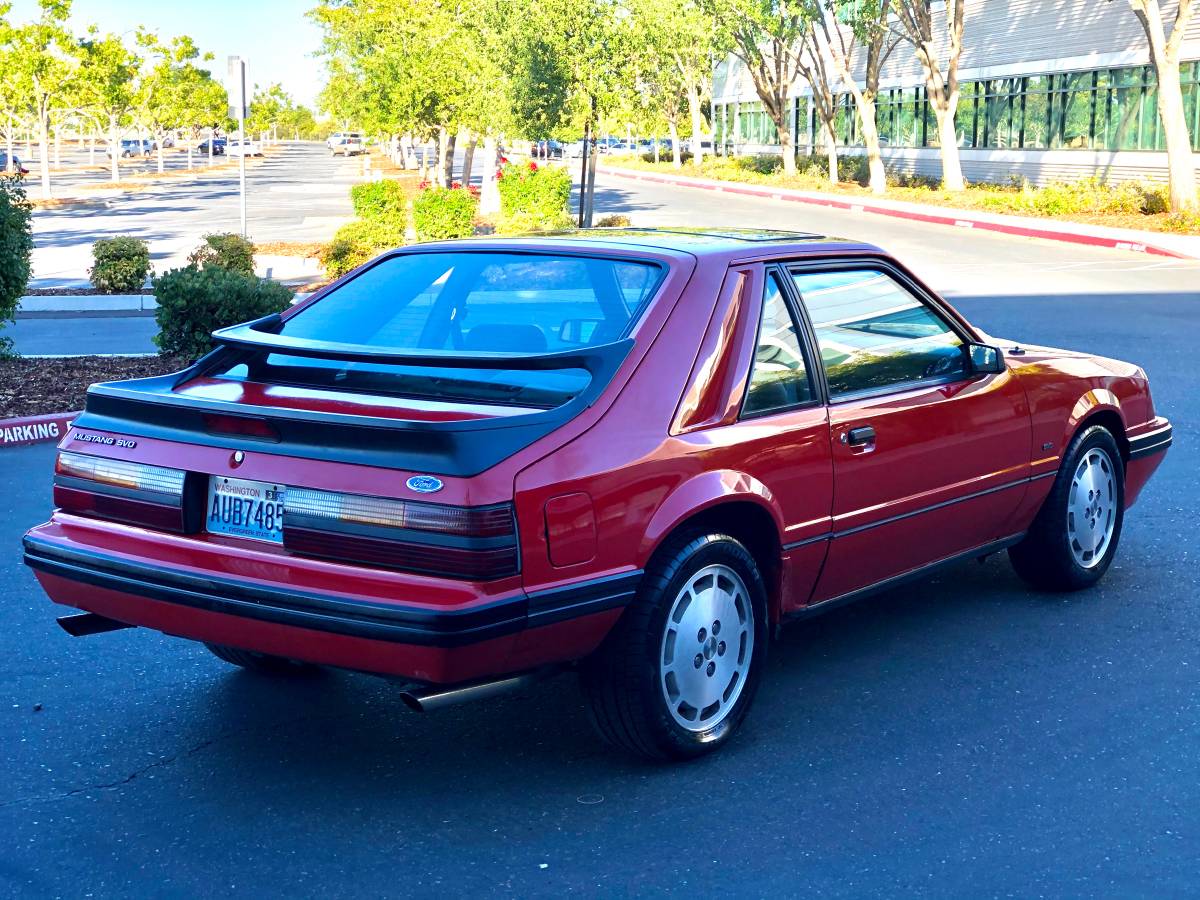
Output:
[{"xmin": 785, "ymin": 261, "xmax": 1033, "ymax": 604}]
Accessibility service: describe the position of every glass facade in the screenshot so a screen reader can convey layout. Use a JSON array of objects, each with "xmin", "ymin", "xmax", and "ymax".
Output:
[{"xmin": 715, "ymin": 61, "xmax": 1200, "ymax": 153}]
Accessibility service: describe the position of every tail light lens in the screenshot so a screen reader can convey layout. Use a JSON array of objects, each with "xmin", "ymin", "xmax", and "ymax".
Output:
[
  {"xmin": 54, "ymin": 451, "xmax": 197, "ymax": 532},
  {"xmin": 282, "ymin": 487, "xmax": 518, "ymax": 580}
]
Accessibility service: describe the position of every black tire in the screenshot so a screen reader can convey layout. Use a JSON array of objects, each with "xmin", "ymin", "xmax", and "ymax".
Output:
[
  {"xmin": 1009, "ymin": 424, "xmax": 1125, "ymax": 592},
  {"xmin": 580, "ymin": 533, "xmax": 769, "ymax": 761},
  {"xmin": 204, "ymin": 642, "xmax": 319, "ymax": 676}
]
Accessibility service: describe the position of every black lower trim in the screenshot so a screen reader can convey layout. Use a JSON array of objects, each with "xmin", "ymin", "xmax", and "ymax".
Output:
[
  {"xmin": 783, "ymin": 475, "xmax": 1042, "ymax": 551},
  {"xmin": 1128, "ymin": 422, "xmax": 1172, "ymax": 461},
  {"xmin": 784, "ymin": 533, "xmax": 1025, "ymax": 623},
  {"xmin": 23, "ymin": 535, "xmax": 640, "ymax": 649}
]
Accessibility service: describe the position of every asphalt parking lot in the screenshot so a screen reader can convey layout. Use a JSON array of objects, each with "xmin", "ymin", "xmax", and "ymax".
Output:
[{"xmin": 2, "ymin": 174, "xmax": 1199, "ymax": 896}]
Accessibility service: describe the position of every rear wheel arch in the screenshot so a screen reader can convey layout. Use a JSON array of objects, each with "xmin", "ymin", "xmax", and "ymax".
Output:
[{"xmin": 642, "ymin": 498, "xmax": 783, "ymax": 620}]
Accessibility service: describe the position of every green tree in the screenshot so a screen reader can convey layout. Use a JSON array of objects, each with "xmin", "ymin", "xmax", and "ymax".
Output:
[
  {"xmin": 77, "ymin": 31, "xmax": 140, "ymax": 183},
  {"xmin": 137, "ymin": 32, "xmax": 218, "ymax": 174},
  {"xmin": 1122, "ymin": 0, "xmax": 1197, "ymax": 212},
  {"xmin": 702, "ymin": 0, "xmax": 808, "ymax": 175},
  {"xmin": 8, "ymin": 0, "xmax": 80, "ymax": 198}
]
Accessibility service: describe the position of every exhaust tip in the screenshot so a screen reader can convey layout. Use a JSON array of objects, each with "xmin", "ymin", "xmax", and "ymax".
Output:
[{"xmin": 398, "ymin": 692, "xmax": 427, "ymax": 713}]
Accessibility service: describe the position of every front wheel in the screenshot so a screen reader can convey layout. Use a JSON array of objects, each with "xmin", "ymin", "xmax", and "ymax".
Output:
[
  {"xmin": 1009, "ymin": 424, "xmax": 1125, "ymax": 591},
  {"xmin": 581, "ymin": 533, "xmax": 768, "ymax": 760}
]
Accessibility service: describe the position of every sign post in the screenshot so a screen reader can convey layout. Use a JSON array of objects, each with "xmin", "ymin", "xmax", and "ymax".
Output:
[{"xmin": 228, "ymin": 56, "xmax": 249, "ymax": 237}]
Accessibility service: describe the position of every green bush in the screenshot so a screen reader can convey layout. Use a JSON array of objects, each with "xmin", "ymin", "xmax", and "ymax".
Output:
[
  {"xmin": 0, "ymin": 176, "xmax": 31, "ymax": 358},
  {"xmin": 351, "ymin": 179, "xmax": 408, "ymax": 220},
  {"xmin": 413, "ymin": 186, "xmax": 477, "ymax": 241},
  {"xmin": 498, "ymin": 161, "xmax": 572, "ymax": 225},
  {"xmin": 187, "ymin": 232, "xmax": 256, "ymax": 276},
  {"xmin": 595, "ymin": 213, "xmax": 631, "ymax": 227},
  {"xmin": 320, "ymin": 217, "xmax": 407, "ymax": 279},
  {"xmin": 153, "ymin": 265, "xmax": 292, "ymax": 361},
  {"xmin": 493, "ymin": 209, "xmax": 576, "ymax": 236},
  {"xmin": 90, "ymin": 236, "xmax": 151, "ymax": 294}
]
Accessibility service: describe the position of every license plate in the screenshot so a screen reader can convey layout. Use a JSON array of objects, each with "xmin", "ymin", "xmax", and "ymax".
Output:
[{"xmin": 206, "ymin": 476, "xmax": 286, "ymax": 544}]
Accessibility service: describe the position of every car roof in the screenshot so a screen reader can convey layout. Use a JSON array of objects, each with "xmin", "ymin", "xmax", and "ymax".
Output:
[{"xmin": 441, "ymin": 227, "xmax": 882, "ymax": 258}]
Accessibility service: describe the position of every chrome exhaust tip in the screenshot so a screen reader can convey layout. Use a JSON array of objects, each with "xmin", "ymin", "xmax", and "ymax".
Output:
[{"xmin": 399, "ymin": 671, "xmax": 547, "ymax": 713}]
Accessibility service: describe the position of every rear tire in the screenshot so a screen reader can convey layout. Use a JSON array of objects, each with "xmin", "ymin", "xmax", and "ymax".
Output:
[
  {"xmin": 1009, "ymin": 424, "xmax": 1125, "ymax": 591},
  {"xmin": 205, "ymin": 642, "xmax": 319, "ymax": 676},
  {"xmin": 580, "ymin": 532, "xmax": 769, "ymax": 761}
]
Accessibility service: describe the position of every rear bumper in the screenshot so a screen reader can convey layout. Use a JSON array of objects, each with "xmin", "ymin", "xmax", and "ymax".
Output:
[{"xmin": 24, "ymin": 533, "xmax": 639, "ymax": 682}]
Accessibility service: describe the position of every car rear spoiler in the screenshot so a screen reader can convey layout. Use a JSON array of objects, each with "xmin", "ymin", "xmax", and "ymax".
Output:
[{"xmin": 72, "ymin": 315, "xmax": 635, "ymax": 477}]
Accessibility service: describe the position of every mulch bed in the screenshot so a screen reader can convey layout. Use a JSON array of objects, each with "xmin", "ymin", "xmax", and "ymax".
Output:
[{"xmin": 0, "ymin": 355, "xmax": 187, "ymax": 419}]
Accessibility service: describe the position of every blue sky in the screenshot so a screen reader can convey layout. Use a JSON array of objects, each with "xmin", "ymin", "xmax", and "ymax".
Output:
[{"xmin": 10, "ymin": 0, "xmax": 326, "ymax": 108}]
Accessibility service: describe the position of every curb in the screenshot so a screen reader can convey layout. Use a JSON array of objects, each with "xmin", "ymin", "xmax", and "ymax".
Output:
[
  {"xmin": 602, "ymin": 166, "xmax": 1198, "ymax": 260},
  {"xmin": 0, "ymin": 412, "xmax": 77, "ymax": 449}
]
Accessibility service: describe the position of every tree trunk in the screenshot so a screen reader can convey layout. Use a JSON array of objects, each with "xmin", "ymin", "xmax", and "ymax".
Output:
[
  {"xmin": 818, "ymin": 118, "xmax": 838, "ymax": 184},
  {"xmin": 461, "ymin": 133, "xmax": 477, "ymax": 187},
  {"xmin": 686, "ymin": 81, "xmax": 705, "ymax": 169},
  {"xmin": 444, "ymin": 131, "xmax": 457, "ymax": 185},
  {"xmin": 479, "ymin": 134, "xmax": 500, "ymax": 216},
  {"xmin": 109, "ymin": 114, "xmax": 120, "ymax": 183},
  {"xmin": 584, "ymin": 143, "xmax": 599, "ymax": 227},
  {"xmin": 857, "ymin": 94, "xmax": 887, "ymax": 194},
  {"xmin": 780, "ymin": 121, "xmax": 797, "ymax": 177},
  {"xmin": 935, "ymin": 105, "xmax": 965, "ymax": 191},
  {"xmin": 435, "ymin": 128, "xmax": 449, "ymax": 186},
  {"xmin": 37, "ymin": 111, "xmax": 51, "ymax": 199},
  {"xmin": 653, "ymin": 138, "xmax": 660, "ymax": 165},
  {"xmin": 668, "ymin": 120, "xmax": 681, "ymax": 169},
  {"xmin": 1155, "ymin": 60, "xmax": 1199, "ymax": 212}
]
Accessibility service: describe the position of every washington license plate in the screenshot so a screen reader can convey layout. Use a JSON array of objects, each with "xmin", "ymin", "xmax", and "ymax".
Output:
[{"xmin": 206, "ymin": 476, "xmax": 287, "ymax": 544}]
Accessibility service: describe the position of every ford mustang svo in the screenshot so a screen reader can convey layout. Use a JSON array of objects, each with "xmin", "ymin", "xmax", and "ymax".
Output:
[{"xmin": 23, "ymin": 229, "xmax": 1171, "ymax": 759}]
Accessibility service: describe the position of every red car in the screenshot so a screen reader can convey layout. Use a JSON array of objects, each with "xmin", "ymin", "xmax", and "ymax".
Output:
[{"xmin": 24, "ymin": 229, "xmax": 1171, "ymax": 759}]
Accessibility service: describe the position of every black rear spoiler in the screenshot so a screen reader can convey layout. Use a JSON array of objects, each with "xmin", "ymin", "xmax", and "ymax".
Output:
[{"xmin": 72, "ymin": 316, "xmax": 635, "ymax": 477}]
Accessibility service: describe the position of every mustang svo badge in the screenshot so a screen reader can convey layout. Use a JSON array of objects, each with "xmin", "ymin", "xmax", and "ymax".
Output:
[{"xmin": 406, "ymin": 475, "xmax": 444, "ymax": 494}]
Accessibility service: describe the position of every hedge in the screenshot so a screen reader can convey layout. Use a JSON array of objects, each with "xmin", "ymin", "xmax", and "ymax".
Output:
[
  {"xmin": 0, "ymin": 176, "xmax": 31, "ymax": 358},
  {"xmin": 90, "ymin": 236, "xmax": 151, "ymax": 294}
]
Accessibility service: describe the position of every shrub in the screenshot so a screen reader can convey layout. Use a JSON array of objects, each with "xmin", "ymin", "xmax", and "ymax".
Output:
[
  {"xmin": 90, "ymin": 236, "xmax": 151, "ymax": 293},
  {"xmin": 320, "ymin": 216, "xmax": 407, "ymax": 279},
  {"xmin": 413, "ymin": 185, "xmax": 477, "ymax": 241},
  {"xmin": 498, "ymin": 161, "xmax": 572, "ymax": 226},
  {"xmin": 351, "ymin": 179, "xmax": 408, "ymax": 220},
  {"xmin": 493, "ymin": 209, "xmax": 577, "ymax": 235},
  {"xmin": 187, "ymin": 232, "xmax": 256, "ymax": 276},
  {"xmin": 153, "ymin": 265, "xmax": 292, "ymax": 361},
  {"xmin": 595, "ymin": 213, "xmax": 631, "ymax": 227},
  {"xmin": 0, "ymin": 175, "xmax": 32, "ymax": 358}
]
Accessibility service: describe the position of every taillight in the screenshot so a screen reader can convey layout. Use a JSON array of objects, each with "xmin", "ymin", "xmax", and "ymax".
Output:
[
  {"xmin": 54, "ymin": 451, "xmax": 197, "ymax": 532},
  {"xmin": 282, "ymin": 487, "xmax": 519, "ymax": 580}
]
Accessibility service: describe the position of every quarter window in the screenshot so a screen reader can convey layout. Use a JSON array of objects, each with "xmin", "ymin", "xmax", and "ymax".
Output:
[
  {"xmin": 790, "ymin": 269, "xmax": 965, "ymax": 398},
  {"xmin": 743, "ymin": 273, "xmax": 813, "ymax": 416}
]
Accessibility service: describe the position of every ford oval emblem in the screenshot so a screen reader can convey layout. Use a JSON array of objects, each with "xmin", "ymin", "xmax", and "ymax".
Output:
[{"xmin": 406, "ymin": 475, "xmax": 444, "ymax": 494}]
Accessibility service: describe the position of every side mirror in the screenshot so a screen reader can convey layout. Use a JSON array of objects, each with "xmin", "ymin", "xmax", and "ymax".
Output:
[
  {"xmin": 559, "ymin": 318, "xmax": 602, "ymax": 345},
  {"xmin": 966, "ymin": 342, "xmax": 1005, "ymax": 375}
]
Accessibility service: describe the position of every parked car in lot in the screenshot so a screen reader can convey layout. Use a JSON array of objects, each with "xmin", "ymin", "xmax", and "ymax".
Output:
[
  {"xmin": 534, "ymin": 139, "xmax": 564, "ymax": 159},
  {"xmin": 24, "ymin": 229, "xmax": 1171, "ymax": 760},
  {"xmin": 197, "ymin": 137, "xmax": 226, "ymax": 156},
  {"xmin": 329, "ymin": 132, "xmax": 365, "ymax": 156},
  {"xmin": 108, "ymin": 139, "xmax": 154, "ymax": 158},
  {"xmin": 0, "ymin": 153, "xmax": 28, "ymax": 175},
  {"xmin": 226, "ymin": 139, "xmax": 264, "ymax": 157}
]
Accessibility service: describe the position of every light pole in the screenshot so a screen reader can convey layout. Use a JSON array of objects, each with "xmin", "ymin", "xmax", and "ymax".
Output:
[{"xmin": 228, "ymin": 56, "xmax": 249, "ymax": 238}]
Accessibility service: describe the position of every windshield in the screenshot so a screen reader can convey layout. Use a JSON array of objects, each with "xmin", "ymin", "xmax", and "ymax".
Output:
[{"xmin": 217, "ymin": 250, "xmax": 665, "ymax": 408}]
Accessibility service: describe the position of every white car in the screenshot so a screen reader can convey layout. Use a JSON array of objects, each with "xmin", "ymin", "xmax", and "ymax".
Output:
[
  {"xmin": 227, "ymin": 139, "xmax": 264, "ymax": 158},
  {"xmin": 330, "ymin": 132, "xmax": 365, "ymax": 156}
]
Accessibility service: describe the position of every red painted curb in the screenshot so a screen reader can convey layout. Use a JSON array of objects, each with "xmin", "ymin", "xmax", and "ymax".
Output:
[
  {"xmin": 0, "ymin": 411, "xmax": 77, "ymax": 448},
  {"xmin": 603, "ymin": 167, "xmax": 1195, "ymax": 260}
]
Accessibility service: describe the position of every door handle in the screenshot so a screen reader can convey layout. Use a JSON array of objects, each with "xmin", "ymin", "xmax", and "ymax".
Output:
[{"xmin": 843, "ymin": 425, "xmax": 876, "ymax": 447}]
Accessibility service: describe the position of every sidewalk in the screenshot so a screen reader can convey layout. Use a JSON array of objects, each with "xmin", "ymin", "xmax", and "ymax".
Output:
[{"xmin": 600, "ymin": 165, "xmax": 1200, "ymax": 260}]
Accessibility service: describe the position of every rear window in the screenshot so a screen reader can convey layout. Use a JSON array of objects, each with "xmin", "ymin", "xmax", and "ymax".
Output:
[{"xmin": 217, "ymin": 251, "xmax": 664, "ymax": 408}]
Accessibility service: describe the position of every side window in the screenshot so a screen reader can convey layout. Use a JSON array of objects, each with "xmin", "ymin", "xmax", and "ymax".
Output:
[
  {"xmin": 743, "ymin": 272, "xmax": 813, "ymax": 416},
  {"xmin": 790, "ymin": 269, "xmax": 965, "ymax": 398}
]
